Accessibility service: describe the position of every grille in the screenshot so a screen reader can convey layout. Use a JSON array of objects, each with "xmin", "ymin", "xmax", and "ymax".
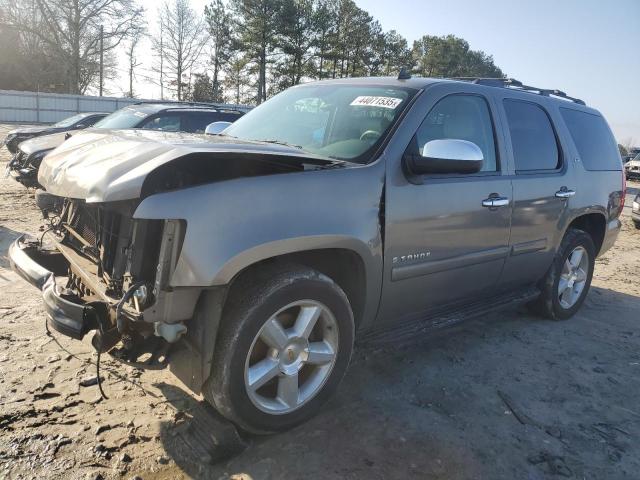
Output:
[{"xmin": 70, "ymin": 203, "xmax": 100, "ymax": 247}]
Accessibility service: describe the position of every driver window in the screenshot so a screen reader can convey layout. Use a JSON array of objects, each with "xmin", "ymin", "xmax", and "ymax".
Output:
[
  {"xmin": 415, "ymin": 95, "xmax": 498, "ymax": 172},
  {"xmin": 141, "ymin": 114, "xmax": 182, "ymax": 132}
]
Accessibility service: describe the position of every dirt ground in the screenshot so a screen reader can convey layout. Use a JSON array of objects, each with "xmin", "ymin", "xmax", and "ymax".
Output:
[{"xmin": 0, "ymin": 122, "xmax": 639, "ymax": 480}]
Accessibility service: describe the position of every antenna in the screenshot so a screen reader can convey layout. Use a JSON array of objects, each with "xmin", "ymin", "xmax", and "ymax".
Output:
[{"xmin": 398, "ymin": 67, "xmax": 412, "ymax": 80}]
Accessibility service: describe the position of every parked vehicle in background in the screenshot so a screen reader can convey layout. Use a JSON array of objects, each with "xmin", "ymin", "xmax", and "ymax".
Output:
[
  {"xmin": 632, "ymin": 193, "xmax": 640, "ymax": 229},
  {"xmin": 9, "ymin": 76, "xmax": 623, "ymax": 434},
  {"xmin": 6, "ymin": 102, "xmax": 249, "ymax": 188},
  {"xmin": 2, "ymin": 112, "xmax": 108, "ymax": 154},
  {"xmin": 625, "ymin": 153, "xmax": 640, "ymax": 181}
]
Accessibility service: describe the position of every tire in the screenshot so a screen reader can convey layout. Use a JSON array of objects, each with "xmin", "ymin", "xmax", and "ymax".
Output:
[
  {"xmin": 529, "ymin": 228, "xmax": 595, "ymax": 320},
  {"xmin": 634, "ymin": 220, "xmax": 640, "ymax": 230},
  {"xmin": 203, "ymin": 263, "xmax": 354, "ymax": 434}
]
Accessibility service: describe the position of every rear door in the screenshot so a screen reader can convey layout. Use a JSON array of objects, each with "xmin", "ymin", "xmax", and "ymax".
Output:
[
  {"xmin": 378, "ymin": 86, "xmax": 513, "ymax": 325},
  {"xmin": 497, "ymin": 96, "xmax": 575, "ymax": 287}
]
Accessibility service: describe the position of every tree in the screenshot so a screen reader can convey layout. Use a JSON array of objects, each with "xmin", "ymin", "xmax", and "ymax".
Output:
[
  {"xmin": 619, "ymin": 144, "xmax": 628, "ymax": 157},
  {"xmin": 0, "ymin": 0, "xmax": 143, "ymax": 94},
  {"xmin": 312, "ymin": 0, "xmax": 334, "ymax": 79},
  {"xmin": 273, "ymin": 0, "xmax": 316, "ymax": 91},
  {"xmin": 124, "ymin": 24, "xmax": 146, "ymax": 98},
  {"xmin": 223, "ymin": 52, "xmax": 251, "ymax": 104},
  {"xmin": 186, "ymin": 72, "xmax": 215, "ymax": 101},
  {"xmin": 155, "ymin": 0, "xmax": 208, "ymax": 100},
  {"xmin": 412, "ymin": 35, "xmax": 504, "ymax": 78},
  {"xmin": 204, "ymin": 0, "xmax": 233, "ymax": 102},
  {"xmin": 369, "ymin": 30, "xmax": 412, "ymax": 76},
  {"xmin": 229, "ymin": 0, "xmax": 283, "ymax": 104}
]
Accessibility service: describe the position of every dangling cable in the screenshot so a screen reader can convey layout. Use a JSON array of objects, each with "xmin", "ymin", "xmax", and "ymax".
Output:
[{"xmin": 96, "ymin": 320, "xmax": 109, "ymax": 400}]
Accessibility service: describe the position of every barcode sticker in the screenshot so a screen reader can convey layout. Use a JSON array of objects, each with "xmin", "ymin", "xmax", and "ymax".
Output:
[{"xmin": 350, "ymin": 96, "xmax": 403, "ymax": 109}]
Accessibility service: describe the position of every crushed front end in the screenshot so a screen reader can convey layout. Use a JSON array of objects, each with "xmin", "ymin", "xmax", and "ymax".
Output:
[
  {"xmin": 9, "ymin": 196, "xmax": 197, "ymax": 369},
  {"xmin": 6, "ymin": 147, "xmax": 50, "ymax": 188}
]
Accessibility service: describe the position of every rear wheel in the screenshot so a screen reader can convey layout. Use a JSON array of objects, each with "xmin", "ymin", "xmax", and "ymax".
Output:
[
  {"xmin": 529, "ymin": 228, "xmax": 595, "ymax": 320},
  {"xmin": 203, "ymin": 264, "xmax": 354, "ymax": 434}
]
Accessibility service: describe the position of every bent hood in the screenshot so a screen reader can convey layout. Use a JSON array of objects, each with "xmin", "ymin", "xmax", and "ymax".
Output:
[
  {"xmin": 19, "ymin": 132, "xmax": 69, "ymax": 155},
  {"xmin": 39, "ymin": 129, "xmax": 344, "ymax": 203},
  {"xmin": 9, "ymin": 126, "xmax": 60, "ymax": 136}
]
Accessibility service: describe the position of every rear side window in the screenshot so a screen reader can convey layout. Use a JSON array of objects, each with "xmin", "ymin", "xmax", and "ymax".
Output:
[
  {"xmin": 560, "ymin": 108, "xmax": 621, "ymax": 171},
  {"xmin": 504, "ymin": 99, "xmax": 560, "ymax": 171}
]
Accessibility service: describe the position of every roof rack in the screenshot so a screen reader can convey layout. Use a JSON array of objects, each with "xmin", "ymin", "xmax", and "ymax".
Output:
[
  {"xmin": 130, "ymin": 100, "xmax": 252, "ymax": 113},
  {"xmin": 450, "ymin": 77, "xmax": 585, "ymax": 105}
]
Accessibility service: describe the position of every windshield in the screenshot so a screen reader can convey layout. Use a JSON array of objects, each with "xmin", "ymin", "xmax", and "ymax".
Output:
[
  {"xmin": 93, "ymin": 107, "xmax": 149, "ymax": 129},
  {"xmin": 54, "ymin": 113, "xmax": 90, "ymax": 128},
  {"xmin": 223, "ymin": 84, "xmax": 416, "ymax": 163}
]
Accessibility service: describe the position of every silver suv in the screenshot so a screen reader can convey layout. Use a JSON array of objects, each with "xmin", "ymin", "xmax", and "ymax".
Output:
[{"xmin": 9, "ymin": 76, "xmax": 624, "ymax": 434}]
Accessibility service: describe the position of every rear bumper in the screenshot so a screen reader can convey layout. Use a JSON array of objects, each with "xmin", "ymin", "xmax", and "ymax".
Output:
[
  {"xmin": 8, "ymin": 235, "xmax": 96, "ymax": 339},
  {"xmin": 599, "ymin": 218, "xmax": 622, "ymax": 256}
]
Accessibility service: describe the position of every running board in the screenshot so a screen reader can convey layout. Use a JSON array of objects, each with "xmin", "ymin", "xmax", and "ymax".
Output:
[{"xmin": 358, "ymin": 286, "xmax": 540, "ymax": 347}]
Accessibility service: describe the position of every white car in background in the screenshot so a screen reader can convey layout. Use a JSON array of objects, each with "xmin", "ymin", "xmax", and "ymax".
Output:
[{"xmin": 625, "ymin": 153, "xmax": 640, "ymax": 181}]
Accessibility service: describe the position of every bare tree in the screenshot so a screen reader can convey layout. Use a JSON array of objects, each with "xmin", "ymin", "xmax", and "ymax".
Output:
[
  {"xmin": 1, "ymin": 0, "xmax": 143, "ymax": 94},
  {"xmin": 124, "ymin": 23, "xmax": 146, "ymax": 98},
  {"xmin": 154, "ymin": 0, "xmax": 208, "ymax": 101}
]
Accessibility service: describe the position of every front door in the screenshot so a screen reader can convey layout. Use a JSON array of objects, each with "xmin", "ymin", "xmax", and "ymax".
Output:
[{"xmin": 378, "ymin": 91, "xmax": 512, "ymax": 325}]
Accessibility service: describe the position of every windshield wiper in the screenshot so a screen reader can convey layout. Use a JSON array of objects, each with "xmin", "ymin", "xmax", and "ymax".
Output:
[{"xmin": 259, "ymin": 139, "xmax": 305, "ymax": 150}]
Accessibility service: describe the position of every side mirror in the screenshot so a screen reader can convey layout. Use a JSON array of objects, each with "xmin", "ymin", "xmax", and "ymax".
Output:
[
  {"xmin": 205, "ymin": 121, "xmax": 232, "ymax": 135},
  {"xmin": 403, "ymin": 139, "xmax": 483, "ymax": 183}
]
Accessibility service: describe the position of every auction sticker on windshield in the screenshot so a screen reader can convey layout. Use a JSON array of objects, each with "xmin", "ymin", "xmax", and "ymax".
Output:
[{"xmin": 350, "ymin": 96, "xmax": 403, "ymax": 109}]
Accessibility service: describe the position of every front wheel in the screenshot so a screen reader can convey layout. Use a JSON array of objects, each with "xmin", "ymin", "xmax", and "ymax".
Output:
[
  {"xmin": 529, "ymin": 228, "xmax": 596, "ymax": 320},
  {"xmin": 203, "ymin": 264, "xmax": 354, "ymax": 434}
]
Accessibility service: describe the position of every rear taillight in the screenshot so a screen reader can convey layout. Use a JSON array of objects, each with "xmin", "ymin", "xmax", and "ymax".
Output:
[{"xmin": 621, "ymin": 171, "xmax": 626, "ymax": 211}]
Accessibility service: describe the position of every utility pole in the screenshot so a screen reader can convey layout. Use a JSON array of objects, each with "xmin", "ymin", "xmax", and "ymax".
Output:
[
  {"xmin": 99, "ymin": 25, "xmax": 104, "ymax": 96},
  {"xmin": 159, "ymin": 22, "xmax": 164, "ymax": 100}
]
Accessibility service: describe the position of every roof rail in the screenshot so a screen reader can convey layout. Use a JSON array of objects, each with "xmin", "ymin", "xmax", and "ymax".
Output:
[
  {"xmin": 130, "ymin": 100, "xmax": 253, "ymax": 113},
  {"xmin": 450, "ymin": 77, "xmax": 586, "ymax": 105}
]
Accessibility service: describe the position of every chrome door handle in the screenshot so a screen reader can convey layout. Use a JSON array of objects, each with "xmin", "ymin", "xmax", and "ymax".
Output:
[
  {"xmin": 555, "ymin": 189, "xmax": 576, "ymax": 199},
  {"xmin": 482, "ymin": 196, "xmax": 510, "ymax": 208}
]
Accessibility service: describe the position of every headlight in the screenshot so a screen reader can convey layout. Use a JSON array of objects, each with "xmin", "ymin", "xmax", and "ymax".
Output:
[{"xmin": 27, "ymin": 150, "xmax": 50, "ymax": 166}]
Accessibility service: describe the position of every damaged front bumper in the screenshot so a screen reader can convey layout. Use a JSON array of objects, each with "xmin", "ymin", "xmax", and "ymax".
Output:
[{"xmin": 8, "ymin": 235, "xmax": 97, "ymax": 339}]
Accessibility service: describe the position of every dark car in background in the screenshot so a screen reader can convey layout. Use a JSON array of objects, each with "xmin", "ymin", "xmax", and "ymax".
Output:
[
  {"xmin": 3, "ymin": 112, "xmax": 108, "ymax": 154},
  {"xmin": 6, "ymin": 102, "xmax": 249, "ymax": 187}
]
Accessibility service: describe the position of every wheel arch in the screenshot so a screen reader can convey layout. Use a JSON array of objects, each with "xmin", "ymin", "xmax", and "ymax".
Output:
[
  {"xmin": 225, "ymin": 247, "xmax": 369, "ymax": 332},
  {"xmin": 566, "ymin": 212, "xmax": 606, "ymax": 255}
]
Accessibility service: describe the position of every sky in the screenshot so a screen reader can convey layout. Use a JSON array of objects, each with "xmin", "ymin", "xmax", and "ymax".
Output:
[{"xmin": 111, "ymin": 0, "xmax": 640, "ymax": 144}]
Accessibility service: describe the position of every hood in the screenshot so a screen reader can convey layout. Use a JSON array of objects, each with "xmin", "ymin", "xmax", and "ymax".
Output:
[
  {"xmin": 9, "ymin": 126, "xmax": 60, "ymax": 136},
  {"xmin": 19, "ymin": 132, "xmax": 69, "ymax": 155},
  {"xmin": 39, "ymin": 129, "xmax": 345, "ymax": 203}
]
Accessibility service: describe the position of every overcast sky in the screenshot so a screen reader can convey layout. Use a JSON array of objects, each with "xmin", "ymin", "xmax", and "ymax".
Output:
[{"xmin": 107, "ymin": 0, "xmax": 640, "ymax": 143}]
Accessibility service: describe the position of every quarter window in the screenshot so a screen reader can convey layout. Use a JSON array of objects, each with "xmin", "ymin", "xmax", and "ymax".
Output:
[
  {"xmin": 414, "ymin": 95, "xmax": 498, "ymax": 172},
  {"xmin": 560, "ymin": 108, "xmax": 621, "ymax": 171},
  {"xmin": 503, "ymin": 100, "xmax": 560, "ymax": 171}
]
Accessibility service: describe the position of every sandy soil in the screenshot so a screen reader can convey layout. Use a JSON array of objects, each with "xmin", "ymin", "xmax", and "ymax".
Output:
[{"xmin": 1, "ymin": 123, "xmax": 639, "ymax": 480}]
